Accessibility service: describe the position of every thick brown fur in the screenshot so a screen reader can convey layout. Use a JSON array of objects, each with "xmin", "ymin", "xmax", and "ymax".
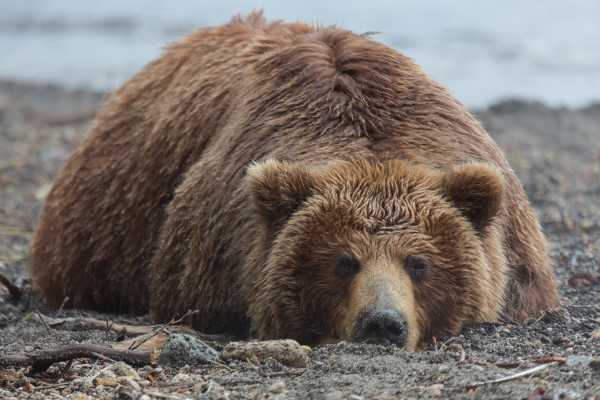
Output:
[{"xmin": 31, "ymin": 12, "xmax": 559, "ymax": 347}]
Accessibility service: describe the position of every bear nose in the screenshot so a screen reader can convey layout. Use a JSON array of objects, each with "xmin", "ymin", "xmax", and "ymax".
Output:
[{"xmin": 354, "ymin": 309, "xmax": 407, "ymax": 346}]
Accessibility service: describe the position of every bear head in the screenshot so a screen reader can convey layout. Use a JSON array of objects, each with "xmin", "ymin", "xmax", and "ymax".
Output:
[{"xmin": 245, "ymin": 159, "xmax": 506, "ymax": 349}]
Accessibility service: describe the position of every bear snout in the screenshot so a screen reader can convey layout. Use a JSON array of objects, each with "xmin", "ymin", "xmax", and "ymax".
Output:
[{"xmin": 353, "ymin": 308, "xmax": 407, "ymax": 346}]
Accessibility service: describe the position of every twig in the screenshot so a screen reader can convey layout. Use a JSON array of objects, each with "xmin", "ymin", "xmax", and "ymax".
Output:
[
  {"xmin": 533, "ymin": 356, "xmax": 566, "ymax": 365},
  {"xmin": 466, "ymin": 362, "xmax": 558, "ymax": 389},
  {"xmin": 36, "ymin": 312, "xmax": 53, "ymax": 336},
  {"xmin": 57, "ymin": 296, "xmax": 70, "ymax": 314},
  {"xmin": 58, "ymin": 359, "xmax": 73, "ymax": 377},
  {"xmin": 29, "ymin": 381, "xmax": 72, "ymax": 391},
  {"xmin": 90, "ymin": 352, "xmax": 118, "ymax": 364},
  {"xmin": 129, "ymin": 309, "xmax": 200, "ymax": 351},
  {"xmin": 0, "ymin": 344, "xmax": 156, "ymax": 375},
  {"xmin": 31, "ymin": 312, "xmax": 233, "ymax": 346},
  {"xmin": 31, "ymin": 314, "xmax": 153, "ymax": 337},
  {"xmin": 0, "ymin": 272, "xmax": 22, "ymax": 299},
  {"xmin": 102, "ymin": 317, "xmax": 114, "ymax": 341}
]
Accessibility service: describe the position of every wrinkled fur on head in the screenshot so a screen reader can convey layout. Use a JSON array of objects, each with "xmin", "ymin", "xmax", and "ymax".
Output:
[{"xmin": 245, "ymin": 159, "xmax": 507, "ymax": 348}]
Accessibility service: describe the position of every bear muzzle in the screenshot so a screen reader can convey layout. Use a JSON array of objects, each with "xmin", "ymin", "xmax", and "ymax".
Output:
[{"xmin": 352, "ymin": 308, "xmax": 408, "ymax": 346}]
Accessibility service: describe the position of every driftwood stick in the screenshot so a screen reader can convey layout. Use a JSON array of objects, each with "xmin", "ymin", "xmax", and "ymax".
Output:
[
  {"xmin": 33, "ymin": 314, "xmax": 153, "ymax": 337},
  {"xmin": 0, "ymin": 272, "xmax": 22, "ymax": 299},
  {"xmin": 32, "ymin": 313, "xmax": 233, "ymax": 343},
  {"xmin": 466, "ymin": 362, "xmax": 558, "ymax": 389},
  {"xmin": 0, "ymin": 344, "xmax": 155, "ymax": 374}
]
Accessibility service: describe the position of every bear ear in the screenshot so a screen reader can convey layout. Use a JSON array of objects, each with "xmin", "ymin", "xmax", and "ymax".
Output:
[
  {"xmin": 441, "ymin": 163, "xmax": 505, "ymax": 232},
  {"xmin": 246, "ymin": 160, "xmax": 319, "ymax": 230}
]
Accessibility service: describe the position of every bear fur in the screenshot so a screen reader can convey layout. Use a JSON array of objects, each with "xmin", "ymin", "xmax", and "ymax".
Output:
[{"xmin": 31, "ymin": 12, "xmax": 559, "ymax": 348}]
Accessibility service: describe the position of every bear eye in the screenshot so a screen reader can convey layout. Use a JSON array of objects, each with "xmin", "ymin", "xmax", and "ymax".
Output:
[
  {"xmin": 404, "ymin": 255, "xmax": 430, "ymax": 282},
  {"xmin": 335, "ymin": 255, "xmax": 360, "ymax": 279}
]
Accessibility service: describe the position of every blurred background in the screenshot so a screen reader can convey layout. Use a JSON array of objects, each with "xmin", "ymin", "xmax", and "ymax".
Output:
[{"xmin": 1, "ymin": 0, "xmax": 599, "ymax": 108}]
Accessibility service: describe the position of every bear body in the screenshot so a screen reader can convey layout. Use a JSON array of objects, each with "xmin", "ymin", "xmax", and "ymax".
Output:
[{"xmin": 32, "ymin": 13, "xmax": 559, "ymax": 348}]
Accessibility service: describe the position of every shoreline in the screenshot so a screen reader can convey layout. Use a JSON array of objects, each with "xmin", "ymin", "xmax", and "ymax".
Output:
[{"xmin": 2, "ymin": 77, "xmax": 600, "ymax": 113}]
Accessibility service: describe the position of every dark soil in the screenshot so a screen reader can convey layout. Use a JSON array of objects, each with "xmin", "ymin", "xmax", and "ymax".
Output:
[{"xmin": 0, "ymin": 79, "xmax": 598, "ymax": 399}]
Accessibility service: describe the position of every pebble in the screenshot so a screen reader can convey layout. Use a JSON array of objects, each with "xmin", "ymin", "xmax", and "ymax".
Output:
[
  {"xmin": 118, "ymin": 377, "xmax": 141, "ymax": 391},
  {"xmin": 91, "ymin": 362, "xmax": 143, "ymax": 388},
  {"xmin": 268, "ymin": 381, "xmax": 287, "ymax": 394},
  {"xmin": 222, "ymin": 339, "xmax": 311, "ymax": 368},
  {"xmin": 254, "ymin": 381, "xmax": 288, "ymax": 400},
  {"xmin": 67, "ymin": 393, "xmax": 91, "ymax": 400},
  {"xmin": 158, "ymin": 333, "xmax": 220, "ymax": 367},
  {"xmin": 324, "ymin": 390, "xmax": 345, "ymax": 400},
  {"xmin": 565, "ymin": 355, "xmax": 593, "ymax": 367},
  {"xmin": 193, "ymin": 380, "xmax": 230, "ymax": 400},
  {"xmin": 106, "ymin": 362, "xmax": 141, "ymax": 379},
  {"xmin": 425, "ymin": 383, "xmax": 444, "ymax": 397},
  {"xmin": 545, "ymin": 387, "xmax": 581, "ymax": 400},
  {"xmin": 171, "ymin": 372, "xmax": 197, "ymax": 385}
]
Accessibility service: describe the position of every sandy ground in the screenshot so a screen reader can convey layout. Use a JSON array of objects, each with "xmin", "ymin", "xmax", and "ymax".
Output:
[{"xmin": 0, "ymin": 79, "xmax": 599, "ymax": 399}]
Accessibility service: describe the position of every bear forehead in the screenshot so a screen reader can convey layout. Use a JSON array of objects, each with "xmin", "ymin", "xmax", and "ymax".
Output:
[
  {"xmin": 309, "ymin": 160, "xmax": 455, "ymax": 227},
  {"xmin": 303, "ymin": 189, "xmax": 468, "ymax": 250},
  {"xmin": 318, "ymin": 159, "xmax": 440, "ymax": 189}
]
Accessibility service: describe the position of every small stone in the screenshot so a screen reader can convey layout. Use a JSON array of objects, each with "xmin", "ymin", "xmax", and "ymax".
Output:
[
  {"xmin": 68, "ymin": 393, "xmax": 91, "ymax": 400},
  {"xmin": 269, "ymin": 381, "xmax": 287, "ymax": 393},
  {"xmin": 93, "ymin": 370, "xmax": 117, "ymax": 387},
  {"xmin": 222, "ymin": 339, "xmax": 311, "ymax": 368},
  {"xmin": 568, "ymin": 272, "xmax": 600, "ymax": 288},
  {"xmin": 103, "ymin": 362, "xmax": 140, "ymax": 379},
  {"xmin": 425, "ymin": 384, "xmax": 444, "ymax": 397},
  {"xmin": 115, "ymin": 387, "xmax": 139, "ymax": 400},
  {"xmin": 324, "ymin": 391, "xmax": 345, "ymax": 400},
  {"xmin": 527, "ymin": 387, "xmax": 546, "ymax": 400},
  {"xmin": 591, "ymin": 328, "xmax": 600, "ymax": 339},
  {"xmin": 117, "ymin": 377, "xmax": 141, "ymax": 391},
  {"xmin": 552, "ymin": 336, "xmax": 570, "ymax": 345},
  {"xmin": 437, "ymin": 365, "xmax": 450, "ymax": 373},
  {"xmin": 72, "ymin": 377, "xmax": 94, "ymax": 390},
  {"xmin": 256, "ymin": 380, "xmax": 288, "ymax": 400},
  {"xmin": 140, "ymin": 366, "xmax": 165, "ymax": 383},
  {"xmin": 545, "ymin": 388, "xmax": 581, "ymax": 400},
  {"xmin": 158, "ymin": 333, "xmax": 220, "ymax": 367},
  {"xmin": 171, "ymin": 373, "xmax": 195, "ymax": 385},
  {"xmin": 193, "ymin": 380, "xmax": 230, "ymax": 400},
  {"xmin": 566, "ymin": 355, "xmax": 593, "ymax": 367}
]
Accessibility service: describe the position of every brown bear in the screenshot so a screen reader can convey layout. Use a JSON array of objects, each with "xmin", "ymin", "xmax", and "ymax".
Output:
[{"xmin": 31, "ymin": 12, "xmax": 559, "ymax": 349}]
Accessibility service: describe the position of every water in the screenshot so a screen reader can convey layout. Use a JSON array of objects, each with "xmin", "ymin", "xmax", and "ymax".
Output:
[{"xmin": 1, "ymin": 0, "xmax": 599, "ymax": 107}]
